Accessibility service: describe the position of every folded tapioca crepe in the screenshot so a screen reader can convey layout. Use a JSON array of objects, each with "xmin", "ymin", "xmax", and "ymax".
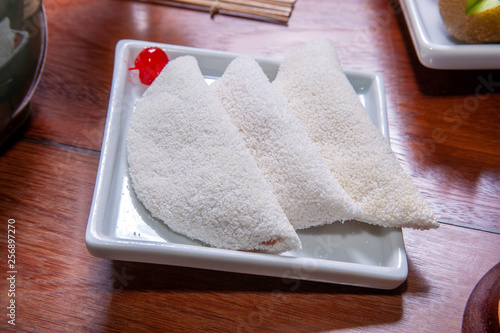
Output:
[
  {"xmin": 212, "ymin": 55, "xmax": 362, "ymax": 230},
  {"xmin": 273, "ymin": 39, "xmax": 438, "ymax": 230},
  {"xmin": 127, "ymin": 55, "xmax": 301, "ymax": 253}
]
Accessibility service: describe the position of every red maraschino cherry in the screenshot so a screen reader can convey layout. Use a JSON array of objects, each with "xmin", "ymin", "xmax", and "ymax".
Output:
[{"xmin": 129, "ymin": 47, "xmax": 169, "ymax": 85}]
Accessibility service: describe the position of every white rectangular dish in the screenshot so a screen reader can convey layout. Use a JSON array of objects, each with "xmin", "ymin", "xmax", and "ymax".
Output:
[
  {"xmin": 85, "ymin": 39, "xmax": 408, "ymax": 290},
  {"xmin": 400, "ymin": 0, "xmax": 500, "ymax": 69}
]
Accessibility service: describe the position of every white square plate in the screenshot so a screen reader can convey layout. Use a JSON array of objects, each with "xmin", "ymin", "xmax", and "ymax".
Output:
[
  {"xmin": 400, "ymin": 0, "xmax": 500, "ymax": 69},
  {"xmin": 85, "ymin": 40, "xmax": 408, "ymax": 289}
]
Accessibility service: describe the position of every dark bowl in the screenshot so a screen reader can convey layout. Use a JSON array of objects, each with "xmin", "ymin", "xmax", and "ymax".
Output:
[{"xmin": 0, "ymin": 0, "xmax": 47, "ymax": 145}]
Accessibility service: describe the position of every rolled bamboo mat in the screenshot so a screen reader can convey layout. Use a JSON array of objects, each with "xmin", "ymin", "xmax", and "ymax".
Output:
[{"xmin": 135, "ymin": 0, "xmax": 297, "ymax": 23}]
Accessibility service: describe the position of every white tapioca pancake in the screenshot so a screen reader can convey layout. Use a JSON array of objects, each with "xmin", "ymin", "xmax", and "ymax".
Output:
[
  {"xmin": 127, "ymin": 55, "xmax": 301, "ymax": 253},
  {"xmin": 212, "ymin": 55, "xmax": 362, "ymax": 230},
  {"xmin": 273, "ymin": 39, "xmax": 438, "ymax": 230}
]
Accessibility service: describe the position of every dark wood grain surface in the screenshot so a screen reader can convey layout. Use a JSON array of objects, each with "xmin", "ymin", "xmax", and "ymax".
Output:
[{"xmin": 1, "ymin": 0, "xmax": 499, "ymax": 331}]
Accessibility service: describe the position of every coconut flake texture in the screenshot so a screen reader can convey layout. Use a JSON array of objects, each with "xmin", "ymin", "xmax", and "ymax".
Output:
[
  {"xmin": 273, "ymin": 39, "xmax": 438, "ymax": 230},
  {"xmin": 126, "ymin": 55, "xmax": 301, "ymax": 253},
  {"xmin": 211, "ymin": 55, "xmax": 362, "ymax": 230}
]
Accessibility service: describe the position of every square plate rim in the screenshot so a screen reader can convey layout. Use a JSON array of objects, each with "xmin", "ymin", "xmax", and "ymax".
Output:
[{"xmin": 400, "ymin": 0, "xmax": 500, "ymax": 70}]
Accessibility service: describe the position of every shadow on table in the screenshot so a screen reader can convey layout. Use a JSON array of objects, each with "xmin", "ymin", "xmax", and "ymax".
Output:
[
  {"xmin": 387, "ymin": 9, "xmax": 500, "ymax": 234},
  {"xmin": 101, "ymin": 254, "xmax": 429, "ymax": 331}
]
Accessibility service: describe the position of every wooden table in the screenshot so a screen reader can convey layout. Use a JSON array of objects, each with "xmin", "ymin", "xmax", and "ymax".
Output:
[{"xmin": 1, "ymin": 0, "xmax": 499, "ymax": 331}]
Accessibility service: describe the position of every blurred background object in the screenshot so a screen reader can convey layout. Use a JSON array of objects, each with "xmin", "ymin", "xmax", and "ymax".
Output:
[
  {"xmin": 0, "ymin": 0, "xmax": 47, "ymax": 146},
  {"xmin": 135, "ymin": 0, "xmax": 296, "ymax": 23}
]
